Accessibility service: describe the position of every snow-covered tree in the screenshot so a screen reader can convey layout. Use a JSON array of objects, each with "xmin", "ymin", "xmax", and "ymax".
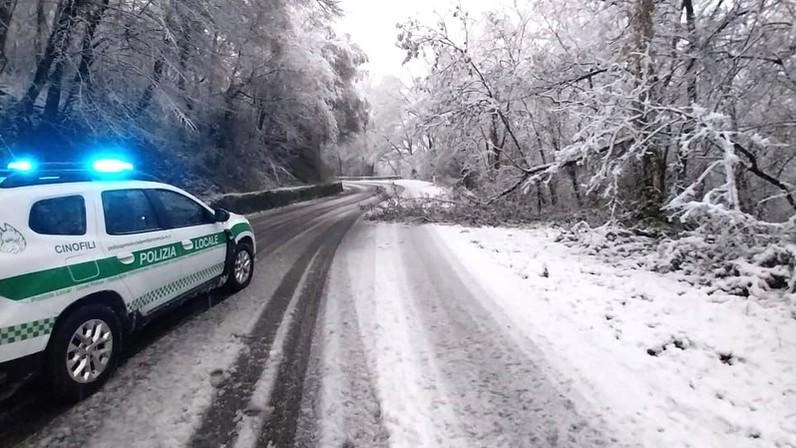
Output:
[
  {"xmin": 393, "ymin": 0, "xmax": 795, "ymax": 226},
  {"xmin": 0, "ymin": 0, "xmax": 368, "ymax": 192}
]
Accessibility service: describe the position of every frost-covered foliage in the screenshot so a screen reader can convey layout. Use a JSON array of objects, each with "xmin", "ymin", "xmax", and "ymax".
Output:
[
  {"xmin": 359, "ymin": 0, "xmax": 796, "ymax": 290},
  {"xmin": 326, "ymin": 75, "xmax": 431, "ymax": 179},
  {"xmin": 376, "ymin": 0, "xmax": 794, "ymax": 228},
  {"xmin": 556, "ymin": 221, "xmax": 796, "ymax": 306},
  {"xmin": 0, "ymin": 0, "xmax": 368, "ymax": 192}
]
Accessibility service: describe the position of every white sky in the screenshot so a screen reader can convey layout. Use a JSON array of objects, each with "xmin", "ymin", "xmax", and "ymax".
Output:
[{"xmin": 335, "ymin": 0, "xmax": 500, "ymax": 82}]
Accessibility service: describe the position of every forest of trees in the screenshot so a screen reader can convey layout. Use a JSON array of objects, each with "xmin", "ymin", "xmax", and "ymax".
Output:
[
  {"xmin": 367, "ymin": 0, "xmax": 794, "ymax": 229},
  {"xmin": 1, "ymin": 0, "xmax": 792, "ymax": 231},
  {"xmin": 0, "ymin": 0, "xmax": 368, "ymax": 192}
]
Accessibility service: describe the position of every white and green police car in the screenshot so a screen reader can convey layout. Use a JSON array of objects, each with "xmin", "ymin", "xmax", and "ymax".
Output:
[{"xmin": 0, "ymin": 159, "xmax": 255, "ymax": 401}]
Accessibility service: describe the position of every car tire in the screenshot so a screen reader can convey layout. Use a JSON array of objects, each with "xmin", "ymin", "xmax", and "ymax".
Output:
[
  {"xmin": 226, "ymin": 242, "xmax": 254, "ymax": 292},
  {"xmin": 45, "ymin": 304, "xmax": 122, "ymax": 402}
]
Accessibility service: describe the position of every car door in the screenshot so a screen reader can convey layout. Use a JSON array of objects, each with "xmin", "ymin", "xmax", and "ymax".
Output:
[
  {"xmin": 144, "ymin": 188, "xmax": 227, "ymax": 299},
  {"xmin": 29, "ymin": 194, "xmax": 99, "ymax": 288},
  {"xmin": 99, "ymin": 188, "xmax": 182, "ymax": 316}
]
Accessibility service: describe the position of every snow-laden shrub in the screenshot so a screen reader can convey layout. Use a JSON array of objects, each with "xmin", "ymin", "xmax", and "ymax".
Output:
[
  {"xmin": 649, "ymin": 235, "xmax": 720, "ymax": 274},
  {"xmin": 559, "ymin": 221, "xmax": 796, "ymax": 304},
  {"xmin": 556, "ymin": 222, "xmax": 658, "ymax": 264},
  {"xmin": 710, "ymin": 245, "xmax": 796, "ymax": 299}
]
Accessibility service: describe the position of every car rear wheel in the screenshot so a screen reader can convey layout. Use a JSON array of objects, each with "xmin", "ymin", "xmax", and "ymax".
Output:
[
  {"xmin": 226, "ymin": 242, "xmax": 254, "ymax": 292},
  {"xmin": 45, "ymin": 304, "xmax": 122, "ymax": 402}
]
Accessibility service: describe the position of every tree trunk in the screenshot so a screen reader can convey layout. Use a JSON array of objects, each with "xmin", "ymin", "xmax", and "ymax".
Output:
[
  {"xmin": 0, "ymin": 0, "xmax": 17, "ymax": 73},
  {"xmin": 63, "ymin": 0, "xmax": 109, "ymax": 115},
  {"xmin": 641, "ymin": 148, "xmax": 665, "ymax": 214},
  {"xmin": 675, "ymin": 0, "xmax": 698, "ymax": 196},
  {"xmin": 735, "ymin": 164, "xmax": 751, "ymax": 213},
  {"xmin": 19, "ymin": 0, "xmax": 82, "ymax": 117},
  {"xmin": 546, "ymin": 116, "xmax": 561, "ymax": 207},
  {"xmin": 213, "ymin": 82, "xmax": 240, "ymax": 153},
  {"xmin": 175, "ymin": 10, "xmax": 194, "ymax": 110},
  {"xmin": 682, "ymin": 0, "xmax": 697, "ymax": 104},
  {"xmin": 629, "ymin": 0, "xmax": 664, "ymax": 215},
  {"xmin": 488, "ymin": 114, "xmax": 502, "ymax": 171},
  {"xmin": 34, "ymin": 0, "xmax": 46, "ymax": 62},
  {"xmin": 535, "ymin": 181, "xmax": 545, "ymax": 213},
  {"xmin": 567, "ymin": 164, "xmax": 583, "ymax": 207},
  {"xmin": 136, "ymin": 57, "xmax": 165, "ymax": 117},
  {"xmin": 482, "ymin": 116, "xmax": 502, "ymax": 174},
  {"xmin": 725, "ymin": 98, "xmax": 749, "ymax": 213},
  {"xmin": 530, "ymin": 112, "xmax": 559, "ymax": 206},
  {"xmin": 337, "ymin": 151, "xmax": 343, "ymax": 175}
]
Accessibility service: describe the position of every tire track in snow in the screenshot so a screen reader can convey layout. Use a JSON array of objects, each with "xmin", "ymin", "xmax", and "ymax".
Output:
[
  {"xmin": 294, "ymin": 222, "xmax": 390, "ymax": 448},
  {"xmin": 188, "ymin": 220, "xmax": 337, "ymax": 447},
  {"xmin": 191, "ymin": 192, "xmax": 379, "ymax": 447},
  {"xmin": 254, "ymin": 213, "xmax": 359, "ymax": 447}
]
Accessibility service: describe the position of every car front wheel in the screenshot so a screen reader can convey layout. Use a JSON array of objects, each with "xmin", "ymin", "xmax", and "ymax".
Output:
[
  {"xmin": 45, "ymin": 304, "xmax": 122, "ymax": 402},
  {"xmin": 226, "ymin": 242, "xmax": 254, "ymax": 292}
]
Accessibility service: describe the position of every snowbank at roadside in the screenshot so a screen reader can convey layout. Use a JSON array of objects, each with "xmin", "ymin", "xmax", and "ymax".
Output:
[{"xmin": 431, "ymin": 224, "xmax": 796, "ymax": 447}]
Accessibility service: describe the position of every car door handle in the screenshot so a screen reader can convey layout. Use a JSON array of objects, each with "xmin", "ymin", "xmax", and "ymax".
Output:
[
  {"xmin": 181, "ymin": 239, "xmax": 194, "ymax": 250},
  {"xmin": 117, "ymin": 252, "xmax": 135, "ymax": 265}
]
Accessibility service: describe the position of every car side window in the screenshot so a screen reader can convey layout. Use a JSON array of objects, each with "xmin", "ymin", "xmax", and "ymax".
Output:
[
  {"xmin": 29, "ymin": 195, "xmax": 87, "ymax": 236},
  {"xmin": 102, "ymin": 189, "xmax": 162, "ymax": 235},
  {"xmin": 148, "ymin": 189, "xmax": 213, "ymax": 229}
]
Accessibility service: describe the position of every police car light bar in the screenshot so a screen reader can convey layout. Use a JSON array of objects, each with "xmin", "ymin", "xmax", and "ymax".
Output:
[
  {"xmin": 7, "ymin": 160, "xmax": 35, "ymax": 172},
  {"xmin": 91, "ymin": 159, "xmax": 134, "ymax": 173}
]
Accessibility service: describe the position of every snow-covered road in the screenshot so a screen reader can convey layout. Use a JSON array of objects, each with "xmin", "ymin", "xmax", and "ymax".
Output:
[
  {"xmin": 0, "ymin": 184, "xmax": 381, "ymax": 447},
  {"xmin": 299, "ymin": 222, "xmax": 612, "ymax": 447},
  {"xmin": 8, "ymin": 180, "xmax": 762, "ymax": 447}
]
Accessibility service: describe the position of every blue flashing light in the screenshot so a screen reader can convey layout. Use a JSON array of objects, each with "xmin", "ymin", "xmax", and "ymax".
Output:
[
  {"xmin": 7, "ymin": 160, "xmax": 35, "ymax": 172},
  {"xmin": 91, "ymin": 159, "xmax": 134, "ymax": 173}
]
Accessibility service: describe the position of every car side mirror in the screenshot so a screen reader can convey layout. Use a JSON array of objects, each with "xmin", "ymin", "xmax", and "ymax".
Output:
[{"xmin": 214, "ymin": 208, "xmax": 231, "ymax": 223}]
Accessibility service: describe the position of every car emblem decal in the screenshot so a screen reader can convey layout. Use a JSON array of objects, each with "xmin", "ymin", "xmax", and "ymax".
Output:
[{"xmin": 0, "ymin": 223, "xmax": 26, "ymax": 254}]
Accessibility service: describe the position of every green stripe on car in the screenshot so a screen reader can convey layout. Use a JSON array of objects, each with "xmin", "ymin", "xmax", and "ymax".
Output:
[
  {"xmin": 0, "ymin": 231, "xmax": 227, "ymax": 301},
  {"xmin": 0, "ymin": 263, "xmax": 227, "ymax": 346},
  {"xmin": 231, "ymin": 222, "xmax": 252, "ymax": 237},
  {"xmin": 0, "ymin": 317, "xmax": 56, "ymax": 345},
  {"xmin": 127, "ymin": 263, "xmax": 225, "ymax": 313}
]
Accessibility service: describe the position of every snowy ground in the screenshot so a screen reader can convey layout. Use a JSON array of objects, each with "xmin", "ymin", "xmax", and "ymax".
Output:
[
  {"xmin": 7, "ymin": 180, "xmax": 795, "ymax": 447},
  {"xmin": 431, "ymin": 224, "xmax": 796, "ymax": 448},
  {"xmin": 300, "ymin": 222, "xmax": 614, "ymax": 447},
  {"xmin": 391, "ymin": 179, "xmax": 448, "ymax": 198},
  {"xmin": 350, "ymin": 179, "xmax": 448, "ymax": 199}
]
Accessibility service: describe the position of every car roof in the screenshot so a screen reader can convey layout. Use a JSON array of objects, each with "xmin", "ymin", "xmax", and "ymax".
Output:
[
  {"xmin": 0, "ymin": 179, "xmax": 179, "ymax": 197},
  {"xmin": 0, "ymin": 167, "xmax": 160, "ymax": 189}
]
